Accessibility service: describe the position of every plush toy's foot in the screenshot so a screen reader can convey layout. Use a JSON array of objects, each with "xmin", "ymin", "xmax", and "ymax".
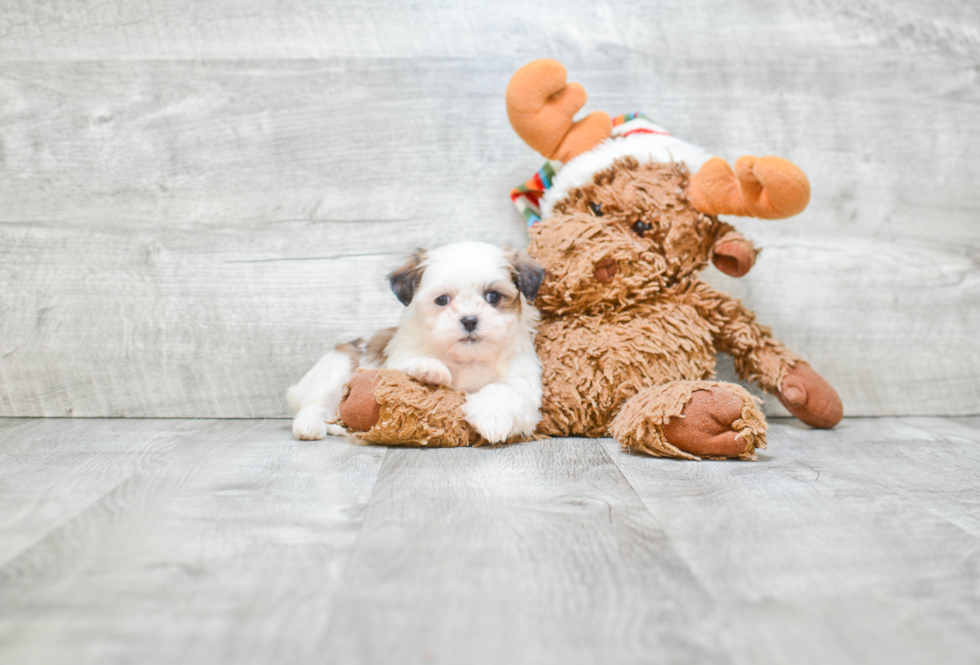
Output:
[
  {"xmin": 777, "ymin": 363, "xmax": 843, "ymax": 429},
  {"xmin": 338, "ymin": 370, "xmax": 383, "ymax": 432},
  {"xmin": 662, "ymin": 387, "xmax": 752, "ymax": 458},
  {"xmin": 610, "ymin": 381, "xmax": 767, "ymax": 460},
  {"xmin": 689, "ymin": 155, "xmax": 810, "ymax": 220},
  {"xmin": 336, "ymin": 369, "xmax": 481, "ymax": 447}
]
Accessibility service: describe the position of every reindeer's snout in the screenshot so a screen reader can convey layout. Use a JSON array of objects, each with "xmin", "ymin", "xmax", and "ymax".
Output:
[{"xmin": 593, "ymin": 258, "xmax": 618, "ymax": 284}]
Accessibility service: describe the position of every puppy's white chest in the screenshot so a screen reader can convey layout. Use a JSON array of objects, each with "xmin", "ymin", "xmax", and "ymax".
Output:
[{"xmin": 450, "ymin": 362, "xmax": 498, "ymax": 393}]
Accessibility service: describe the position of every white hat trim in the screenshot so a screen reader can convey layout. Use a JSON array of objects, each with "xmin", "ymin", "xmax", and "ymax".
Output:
[{"xmin": 540, "ymin": 133, "xmax": 714, "ymax": 218}]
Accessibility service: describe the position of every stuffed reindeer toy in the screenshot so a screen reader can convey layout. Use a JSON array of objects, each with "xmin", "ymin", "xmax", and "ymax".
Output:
[{"xmin": 336, "ymin": 59, "xmax": 842, "ymax": 460}]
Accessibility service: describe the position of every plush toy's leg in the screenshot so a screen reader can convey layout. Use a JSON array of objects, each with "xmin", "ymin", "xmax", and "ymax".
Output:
[
  {"xmin": 695, "ymin": 284, "xmax": 844, "ymax": 429},
  {"xmin": 337, "ymin": 369, "xmax": 482, "ymax": 447},
  {"xmin": 609, "ymin": 381, "xmax": 767, "ymax": 461},
  {"xmin": 688, "ymin": 155, "xmax": 810, "ymax": 219}
]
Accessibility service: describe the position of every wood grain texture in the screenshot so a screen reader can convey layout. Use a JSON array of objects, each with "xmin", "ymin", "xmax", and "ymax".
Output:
[
  {"xmin": 0, "ymin": 1, "xmax": 978, "ymax": 417},
  {"xmin": 0, "ymin": 0, "xmax": 976, "ymax": 63},
  {"xmin": 604, "ymin": 417, "xmax": 980, "ymax": 665},
  {"xmin": 0, "ymin": 417, "xmax": 978, "ymax": 663},
  {"xmin": 306, "ymin": 438, "xmax": 730, "ymax": 665},
  {"xmin": 0, "ymin": 419, "xmax": 388, "ymax": 664},
  {"xmin": 0, "ymin": 418, "xmax": 208, "ymax": 565}
]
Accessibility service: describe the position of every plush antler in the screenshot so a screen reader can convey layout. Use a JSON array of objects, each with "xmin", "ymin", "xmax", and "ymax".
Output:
[
  {"xmin": 689, "ymin": 155, "xmax": 811, "ymax": 220},
  {"xmin": 506, "ymin": 59, "xmax": 611, "ymax": 163}
]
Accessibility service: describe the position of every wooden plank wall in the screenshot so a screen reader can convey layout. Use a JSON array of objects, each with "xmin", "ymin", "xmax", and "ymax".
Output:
[{"xmin": 1, "ymin": 1, "xmax": 978, "ymax": 418}]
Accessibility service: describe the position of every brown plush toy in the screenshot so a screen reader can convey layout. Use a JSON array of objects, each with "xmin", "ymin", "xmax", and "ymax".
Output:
[{"xmin": 338, "ymin": 59, "xmax": 842, "ymax": 460}]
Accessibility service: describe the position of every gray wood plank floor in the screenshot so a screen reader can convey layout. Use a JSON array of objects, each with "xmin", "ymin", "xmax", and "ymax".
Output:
[{"xmin": 0, "ymin": 417, "xmax": 977, "ymax": 664}]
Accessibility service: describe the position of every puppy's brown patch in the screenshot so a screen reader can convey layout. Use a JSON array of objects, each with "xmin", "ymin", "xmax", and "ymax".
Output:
[
  {"xmin": 365, "ymin": 327, "xmax": 396, "ymax": 367},
  {"xmin": 335, "ymin": 326, "xmax": 396, "ymax": 371},
  {"xmin": 335, "ymin": 338, "xmax": 367, "ymax": 371}
]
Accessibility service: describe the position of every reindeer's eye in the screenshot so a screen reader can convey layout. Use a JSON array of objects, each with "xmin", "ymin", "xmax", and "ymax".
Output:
[
  {"xmin": 589, "ymin": 202, "xmax": 603, "ymax": 217},
  {"xmin": 632, "ymin": 221, "xmax": 652, "ymax": 237}
]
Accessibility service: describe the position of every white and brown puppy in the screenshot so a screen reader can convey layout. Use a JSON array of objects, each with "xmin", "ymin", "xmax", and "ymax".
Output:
[{"xmin": 287, "ymin": 241, "xmax": 545, "ymax": 443}]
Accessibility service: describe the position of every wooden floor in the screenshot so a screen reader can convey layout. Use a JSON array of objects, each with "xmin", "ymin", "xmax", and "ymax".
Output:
[{"xmin": 0, "ymin": 417, "xmax": 977, "ymax": 664}]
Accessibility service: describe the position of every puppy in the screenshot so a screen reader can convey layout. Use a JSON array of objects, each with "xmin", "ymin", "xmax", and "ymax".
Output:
[{"xmin": 287, "ymin": 241, "xmax": 546, "ymax": 443}]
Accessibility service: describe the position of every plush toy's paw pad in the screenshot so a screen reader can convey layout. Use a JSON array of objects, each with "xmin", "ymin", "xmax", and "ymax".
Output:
[
  {"xmin": 338, "ymin": 370, "xmax": 383, "ymax": 432},
  {"xmin": 777, "ymin": 364, "xmax": 843, "ymax": 429},
  {"xmin": 292, "ymin": 409, "xmax": 328, "ymax": 440},
  {"xmin": 403, "ymin": 358, "xmax": 453, "ymax": 386},
  {"xmin": 780, "ymin": 384, "xmax": 806, "ymax": 407},
  {"xmin": 663, "ymin": 387, "xmax": 750, "ymax": 458},
  {"xmin": 711, "ymin": 239, "xmax": 756, "ymax": 277}
]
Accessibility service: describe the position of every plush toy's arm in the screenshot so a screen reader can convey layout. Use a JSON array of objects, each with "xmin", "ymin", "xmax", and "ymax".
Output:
[
  {"xmin": 336, "ymin": 365, "xmax": 542, "ymax": 447},
  {"xmin": 337, "ymin": 369, "xmax": 482, "ymax": 447},
  {"xmin": 694, "ymin": 285, "xmax": 843, "ymax": 428},
  {"xmin": 706, "ymin": 290, "xmax": 800, "ymax": 393}
]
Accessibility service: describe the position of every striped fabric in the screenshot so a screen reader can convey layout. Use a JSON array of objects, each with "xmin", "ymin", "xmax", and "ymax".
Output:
[
  {"xmin": 511, "ymin": 112, "xmax": 670, "ymax": 227},
  {"xmin": 611, "ymin": 112, "xmax": 671, "ymax": 138},
  {"xmin": 509, "ymin": 161, "xmax": 557, "ymax": 228}
]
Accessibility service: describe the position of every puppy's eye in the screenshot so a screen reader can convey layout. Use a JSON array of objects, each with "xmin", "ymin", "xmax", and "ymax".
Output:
[
  {"xmin": 589, "ymin": 202, "xmax": 603, "ymax": 217},
  {"xmin": 484, "ymin": 291, "xmax": 501, "ymax": 306},
  {"xmin": 435, "ymin": 295, "xmax": 450, "ymax": 306},
  {"xmin": 632, "ymin": 220, "xmax": 652, "ymax": 237}
]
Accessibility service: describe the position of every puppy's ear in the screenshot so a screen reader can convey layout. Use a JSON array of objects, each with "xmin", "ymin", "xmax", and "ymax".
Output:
[
  {"xmin": 387, "ymin": 249, "xmax": 427, "ymax": 306},
  {"xmin": 508, "ymin": 249, "xmax": 546, "ymax": 302}
]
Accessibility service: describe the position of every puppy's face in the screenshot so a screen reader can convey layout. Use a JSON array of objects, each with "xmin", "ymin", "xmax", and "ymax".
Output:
[{"xmin": 388, "ymin": 242, "xmax": 544, "ymax": 363}]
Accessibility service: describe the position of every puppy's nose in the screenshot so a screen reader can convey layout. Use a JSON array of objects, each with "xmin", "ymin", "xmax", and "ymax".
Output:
[{"xmin": 461, "ymin": 316, "xmax": 479, "ymax": 332}]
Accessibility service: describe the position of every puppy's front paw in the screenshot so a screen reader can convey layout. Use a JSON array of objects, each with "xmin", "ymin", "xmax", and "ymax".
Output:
[
  {"xmin": 463, "ymin": 388, "xmax": 516, "ymax": 444},
  {"xmin": 403, "ymin": 358, "xmax": 453, "ymax": 386},
  {"xmin": 293, "ymin": 408, "xmax": 327, "ymax": 440}
]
